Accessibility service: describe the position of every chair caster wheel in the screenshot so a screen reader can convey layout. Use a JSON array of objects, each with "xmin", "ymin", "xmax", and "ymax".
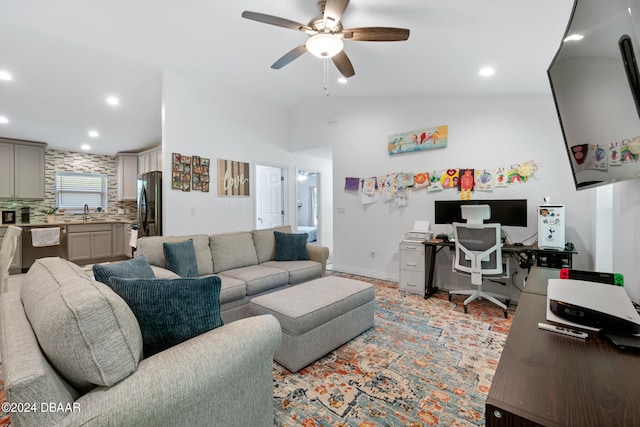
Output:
[
  {"xmin": 448, "ymin": 293, "xmax": 452, "ymax": 301},
  {"xmin": 463, "ymin": 305, "xmax": 468, "ymax": 313}
]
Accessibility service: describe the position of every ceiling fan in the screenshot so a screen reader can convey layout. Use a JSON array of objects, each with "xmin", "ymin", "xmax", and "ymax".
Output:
[{"xmin": 241, "ymin": 0, "xmax": 410, "ymax": 78}]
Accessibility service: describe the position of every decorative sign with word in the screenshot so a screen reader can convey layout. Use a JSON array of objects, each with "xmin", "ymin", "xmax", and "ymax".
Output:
[{"xmin": 218, "ymin": 159, "xmax": 250, "ymax": 197}]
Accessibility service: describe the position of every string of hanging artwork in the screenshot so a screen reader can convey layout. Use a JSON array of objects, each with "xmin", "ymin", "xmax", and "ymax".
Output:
[{"xmin": 344, "ymin": 161, "xmax": 539, "ymax": 206}]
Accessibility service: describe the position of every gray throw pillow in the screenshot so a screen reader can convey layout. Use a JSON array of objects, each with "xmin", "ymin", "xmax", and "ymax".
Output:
[
  {"xmin": 108, "ymin": 276, "xmax": 223, "ymax": 358},
  {"xmin": 92, "ymin": 255, "xmax": 156, "ymax": 285},
  {"xmin": 274, "ymin": 231, "xmax": 310, "ymax": 261},
  {"xmin": 163, "ymin": 239, "xmax": 199, "ymax": 277}
]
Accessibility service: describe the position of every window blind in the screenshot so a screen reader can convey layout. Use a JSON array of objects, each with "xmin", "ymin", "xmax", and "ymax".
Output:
[{"xmin": 55, "ymin": 171, "xmax": 108, "ymax": 210}]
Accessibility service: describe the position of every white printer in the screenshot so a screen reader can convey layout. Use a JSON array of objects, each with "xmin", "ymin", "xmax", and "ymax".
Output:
[{"xmin": 405, "ymin": 220, "xmax": 433, "ymax": 241}]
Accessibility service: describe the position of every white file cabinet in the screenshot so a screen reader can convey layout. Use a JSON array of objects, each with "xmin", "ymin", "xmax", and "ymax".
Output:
[{"xmin": 399, "ymin": 241, "xmax": 426, "ymax": 294}]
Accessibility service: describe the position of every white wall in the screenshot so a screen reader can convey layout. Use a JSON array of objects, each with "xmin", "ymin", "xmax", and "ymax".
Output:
[
  {"xmin": 613, "ymin": 179, "xmax": 640, "ymax": 302},
  {"xmin": 162, "ymin": 69, "xmax": 295, "ymax": 235},
  {"xmin": 291, "ymin": 95, "xmax": 596, "ymax": 295}
]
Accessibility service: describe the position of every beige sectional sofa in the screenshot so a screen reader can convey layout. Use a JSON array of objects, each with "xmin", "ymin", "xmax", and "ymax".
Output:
[
  {"xmin": 135, "ymin": 225, "xmax": 330, "ymax": 322},
  {"xmin": 0, "ymin": 257, "xmax": 281, "ymax": 427}
]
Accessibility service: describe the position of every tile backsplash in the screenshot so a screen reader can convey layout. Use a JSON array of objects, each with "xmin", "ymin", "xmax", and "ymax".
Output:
[{"xmin": 0, "ymin": 149, "xmax": 137, "ymax": 224}]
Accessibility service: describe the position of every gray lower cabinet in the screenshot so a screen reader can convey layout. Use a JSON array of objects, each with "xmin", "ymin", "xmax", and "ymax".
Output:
[{"xmin": 67, "ymin": 224, "xmax": 113, "ymax": 263}]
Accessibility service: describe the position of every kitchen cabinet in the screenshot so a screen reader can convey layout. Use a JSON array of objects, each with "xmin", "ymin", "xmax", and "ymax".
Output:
[
  {"xmin": 67, "ymin": 224, "xmax": 113, "ymax": 263},
  {"xmin": 137, "ymin": 146, "xmax": 162, "ymax": 175},
  {"xmin": 116, "ymin": 154, "xmax": 138, "ymax": 201},
  {"xmin": 0, "ymin": 227, "xmax": 22, "ymax": 274},
  {"xmin": 0, "ymin": 139, "xmax": 46, "ymax": 200},
  {"xmin": 398, "ymin": 241, "xmax": 426, "ymax": 294}
]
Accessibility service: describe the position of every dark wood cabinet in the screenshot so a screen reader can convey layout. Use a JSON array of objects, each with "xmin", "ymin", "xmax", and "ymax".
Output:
[{"xmin": 486, "ymin": 268, "xmax": 640, "ymax": 426}]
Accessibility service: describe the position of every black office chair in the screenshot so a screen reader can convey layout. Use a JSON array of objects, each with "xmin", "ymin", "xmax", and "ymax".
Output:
[{"xmin": 447, "ymin": 205, "xmax": 509, "ymax": 318}]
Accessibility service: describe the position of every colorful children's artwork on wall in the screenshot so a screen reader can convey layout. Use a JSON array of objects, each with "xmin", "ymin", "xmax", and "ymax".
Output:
[
  {"xmin": 459, "ymin": 168, "xmax": 474, "ymax": 200},
  {"xmin": 427, "ymin": 170, "xmax": 443, "ymax": 192},
  {"xmin": 396, "ymin": 172, "xmax": 414, "ymax": 188},
  {"xmin": 440, "ymin": 169, "xmax": 459, "ymax": 188},
  {"xmin": 344, "ymin": 177, "xmax": 360, "ymax": 191},
  {"xmin": 413, "ymin": 172, "xmax": 430, "ymax": 190},
  {"xmin": 387, "ymin": 125, "xmax": 448, "ymax": 155},
  {"xmin": 495, "ymin": 168, "xmax": 508, "ymax": 187},
  {"xmin": 378, "ymin": 173, "xmax": 398, "ymax": 201},
  {"xmin": 474, "ymin": 169, "xmax": 495, "ymax": 192},
  {"xmin": 360, "ymin": 178, "xmax": 377, "ymax": 205},
  {"xmin": 217, "ymin": 159, "xmax": 250, "ymax": 197}
]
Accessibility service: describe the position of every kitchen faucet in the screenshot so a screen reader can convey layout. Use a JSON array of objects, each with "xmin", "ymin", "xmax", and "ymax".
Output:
[{"xmin": 83, "ymin": 204, "xmax": 89, "ymax": 222}]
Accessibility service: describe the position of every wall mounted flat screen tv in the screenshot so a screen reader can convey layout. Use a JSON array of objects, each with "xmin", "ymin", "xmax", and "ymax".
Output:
[
  {"xmin": 434, "ymin": 199, "xmax": 528, "ymax": 227},
  {"xmin": 548, "ymin": 0, "xmax": 640, "ymax": 190}
]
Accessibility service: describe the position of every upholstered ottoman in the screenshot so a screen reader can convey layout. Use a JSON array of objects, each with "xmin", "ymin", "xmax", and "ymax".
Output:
[{"xmin": 249, "ymin": 276, "xmax": 375, "ymax": 372}]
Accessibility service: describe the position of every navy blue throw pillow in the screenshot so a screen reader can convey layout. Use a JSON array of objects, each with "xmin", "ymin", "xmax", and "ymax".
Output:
[
  {"xmin": 92, "ymin": 255, "xmax": 155, "ymax": 285},
  {"xmin": 108, "ymin": 276, "xmax": 223, "ymax": 358},
  {"xmin": 163, "ymin": 239, "xmax": 198, "ymax": 277},
  {"xmin": 274, "ymin": 231, "xmax": 310, "ymax": 261}
]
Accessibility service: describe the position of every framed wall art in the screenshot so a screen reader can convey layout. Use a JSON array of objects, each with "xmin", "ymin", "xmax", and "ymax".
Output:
[
  {"xmin": 218, "ymin": 159, "xmax": 250, "ymax": 197},
  {"xmin": 388, "ymin": 125, "xmax": 448, "ymax": 155}
]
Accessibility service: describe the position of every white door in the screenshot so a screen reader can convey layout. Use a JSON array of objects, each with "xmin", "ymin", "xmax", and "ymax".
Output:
[{"xmin": 256, "ymin": 165, "xmax": 285, "ymax": 229}]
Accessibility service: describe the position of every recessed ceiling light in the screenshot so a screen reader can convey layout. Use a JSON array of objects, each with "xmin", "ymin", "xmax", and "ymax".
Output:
[
  {"xmin": 81, "ymin": 144, "xmax": 91, "ymax": 150},
  {"xmin": 88, "ymin": 130, "xmax": 99, "ymax": 138},
  {"xmin": 0, "ymin": 116, "xmax": 8, "ymax": 124},
  {"xmin": 337, "ymin": 77, "xmax": 348, "ymax": 84},
  {"xmin": 0, "ymin": 71, "xmax": 12, "ymax": 81},
  {"xmin": 479, "ymin": 67, "xmax": 495, "ymax": 77},
  {"xmin": 564, "ymin": 34, "xmax": 584, "ymax": 42},
  {"xmin": 106, "ymin": 96, "xmax": 119, "ymax": 106}
]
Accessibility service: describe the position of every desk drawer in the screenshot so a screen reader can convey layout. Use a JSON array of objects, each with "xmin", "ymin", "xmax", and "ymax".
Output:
[
  {"xmin": 399, "ymin": 242, "xmax": 425, "ymax": 253},
  {"xmin": 399, "ymin": 270, "xmax": 425, "ymax": 294},
  {"xmin": 399, "ymin": 249, "xmax": 425, "ymax": 272}
]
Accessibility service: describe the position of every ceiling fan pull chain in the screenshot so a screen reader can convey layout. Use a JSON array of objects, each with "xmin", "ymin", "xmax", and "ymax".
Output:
[{"xmin": 324, "ymin": 58, "xmax": 330, "ymax": 96}]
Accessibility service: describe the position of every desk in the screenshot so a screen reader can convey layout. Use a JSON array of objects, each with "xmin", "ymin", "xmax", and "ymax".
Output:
[
  {"xmin": 485, "ymin": 267, "xmax": 640, "ymax": 426},
  {"xmin": 421, "ymin": 241, "xmax": 576, "ymax": 299}
]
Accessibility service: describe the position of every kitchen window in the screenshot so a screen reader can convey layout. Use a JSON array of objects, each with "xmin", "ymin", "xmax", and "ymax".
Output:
[{"xmin": 55, "ymin": 171, "xmax": 108, "ymax": 212}]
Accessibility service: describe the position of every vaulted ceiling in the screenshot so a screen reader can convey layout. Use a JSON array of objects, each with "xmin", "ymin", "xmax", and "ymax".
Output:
[{"xmin": 0, "ymin": 0, "xmax": 574, "ymax": 155}]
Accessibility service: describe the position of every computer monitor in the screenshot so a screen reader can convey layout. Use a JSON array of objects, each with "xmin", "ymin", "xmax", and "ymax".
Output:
[{"xmin": 434, "ymin": 199, "xmax": 528, "ymax": 227}]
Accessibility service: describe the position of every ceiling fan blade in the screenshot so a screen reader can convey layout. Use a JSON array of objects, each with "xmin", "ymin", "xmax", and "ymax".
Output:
[
  {"xmin": 332, "ymin": 50, "xmax": 355, "ymax": 78},
  {"xmin": 323, "ymin": 0, "xmax": 350, "ymax": 29},
  {"xmin": 242, "ymin": 11, "xmax": 313, "ymax": 33},
  {"xmin": 342, "ymin": 27, "xmax": 410, "ymax": 42},
  {"xmin": 271, "ymin": 45, "xmax": 308, "ymax": 69}
]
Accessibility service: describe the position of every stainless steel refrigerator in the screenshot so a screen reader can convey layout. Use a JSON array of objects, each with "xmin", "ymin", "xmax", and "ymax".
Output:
[{"xmin": 137, "ymin": 171, "xmax": 162, "ymax": 237}]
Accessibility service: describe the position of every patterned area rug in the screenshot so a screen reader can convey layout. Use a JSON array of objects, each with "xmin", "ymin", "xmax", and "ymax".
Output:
[
  {"xmin": 0, "ymin": 274, "xmax": 511, "ymax": 427},
  {"xmin": 273, "ymin": 273, "xmax": 512, "ymax": 427}
]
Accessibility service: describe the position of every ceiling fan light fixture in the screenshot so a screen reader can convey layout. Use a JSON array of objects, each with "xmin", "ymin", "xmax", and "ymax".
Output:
[{"xmin": 306, "ymin": 33, "xmax": 343, "ymax": 58}]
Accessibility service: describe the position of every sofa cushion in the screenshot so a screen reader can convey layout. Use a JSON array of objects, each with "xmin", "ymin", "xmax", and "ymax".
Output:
[
  {"xmin": 20, "ymin": 257, "xmax": 143, "ymax": 392},
  {"xmin": 261, "ymin": 260, "xmax": 322, "ymax": 284},
  {"xmin": 274, "ymin": 231, "xmax": 310, "ymax": 261},
  {"xmin": 92, "ymin": 255, "xmax": 156, "ymax": 285},
  {"xmin": 136, "ymin": 235, "xmax": 214, "ymax": 276},
  {"xmin": 252, "ymin": 225, "xmax": 293, "ymax": 263},
  {"xmin": 163, "ymin": 239, "xmax": 198, "ymax": 277},
  {"xmin": 210, "ymin": 232, "xmax": 258, "ymax": 273},
  {"xmin": 210, "ymin": 274, "xmax": 247, "ymax": 304},
  {"xmin": 220, "ymin": 265, "xmax": 289, "ymax": 295},
  {"xmin": 108, "ymin": 276, "xmax": 224, "ymax": 358}
]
